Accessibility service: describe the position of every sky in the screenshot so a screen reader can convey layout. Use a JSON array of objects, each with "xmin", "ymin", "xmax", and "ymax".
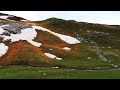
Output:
[{"xmin": 0, "ymin": 11, "xmax": 120, "ymax": 25}]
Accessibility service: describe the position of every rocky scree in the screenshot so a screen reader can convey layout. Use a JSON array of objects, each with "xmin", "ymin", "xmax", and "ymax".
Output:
[{"xmin": 0, "ymin": 21, "xmax": 32, "ymax": 36}]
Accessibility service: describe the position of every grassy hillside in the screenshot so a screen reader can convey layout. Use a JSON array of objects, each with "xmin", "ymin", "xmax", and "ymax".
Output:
[
  {"xmin": 0, "ymin": 16, "xmax": 120, "ymax": 79},
  {"xmin": 32, "ymin": 18, "xmax": 120, "ymax": 69},
  {"xmin": 0, "ymin": 17, "xmax": 120, "ymax": 70}
]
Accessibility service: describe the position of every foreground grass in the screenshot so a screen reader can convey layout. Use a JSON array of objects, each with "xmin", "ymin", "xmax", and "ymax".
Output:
[{"xmin": 0, "ymin": 66, "xmax": 120, "ymax": 79}]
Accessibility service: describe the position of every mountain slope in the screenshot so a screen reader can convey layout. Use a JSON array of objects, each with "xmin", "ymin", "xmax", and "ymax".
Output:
[
  {"xmin": 32, "ymin": 18, "xmax": 120, "ymax": 68},
  {"xmin": 0, "ymin": 13, "xmax": 27, "ymax": 21},
  {"xmin": 0, "ymin": 13, "xmax": 120, "ymax": 70}
]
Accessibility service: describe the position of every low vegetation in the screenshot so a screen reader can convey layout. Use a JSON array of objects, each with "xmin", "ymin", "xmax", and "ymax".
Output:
[{"xmin": 0, "ymin": 66, "xmax": 120, "ymax": 79}]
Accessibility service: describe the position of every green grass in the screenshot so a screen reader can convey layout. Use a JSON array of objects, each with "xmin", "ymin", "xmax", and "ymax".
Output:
[
  {"xmin": 0, "ymin": 66, "xmax": 120, "ymax": 79},
  {"xmin": 51, "ymin": 44, "xmax": 112, "ymax": 69},
  {"xmin": 52, "ymin": 59, "xmax": 111, "ymax": 69}
]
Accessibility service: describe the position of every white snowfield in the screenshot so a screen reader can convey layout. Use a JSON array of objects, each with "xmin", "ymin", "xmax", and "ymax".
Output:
[
  {"xmin": 44, "ymin": 53, "xmax": 62, "ymax": 60},
  {"xmin": 56, "ymin": 57, "xmax": 62, "ymax": 60},
  {"xmin": 32, "ymin": 26, "xmax": 81, "ymax": 44},
  {"xmin": 1, "ymin": 27, "xmax": 42, "ymax": 47},
  {"xmin": 20, "ymin": 20, "xmax": 28, "ymax": 22},
  {"xmin": 0, "ymin": 43, "xmax": 9, "ymax": 57},
  {"xmin": 0, "ymin": 25, "xmax": 10, "ymax": 27},
  {"xmin": 0, "ymin": 16, "xmax": 9, "ymax": 19},
  {"xmin": 0, "ymin": 24, "xmax": 80, "ymax": 58},
  {"xmin": 63, "ymin": 47, "xmax": 71, "ymax": 51},
  {"xmin": 0, "ymin": 25, "xmax": 42, "ymax": 57}
]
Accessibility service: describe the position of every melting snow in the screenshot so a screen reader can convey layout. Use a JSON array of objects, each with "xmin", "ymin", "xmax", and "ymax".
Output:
[
  {"xmin": 32, "ymin": 26, "xmax": 81, "ymax": 44},
  {"xmin": 63, "ymin": 47, "xmax": 71, "ymax": 51},
  {"xmin": 27, "ymin": 40, "xmax": 42, "ymax": 47},
  {"xmin": 56, "ymin": 57, "xmax": 62, "ymax": 60},
  {"xmin": 1, "ymin": 28, "xmax": 42, "ymax": 47},
  {"xmin": 44, "ymin": 53, "xmax": 62, "ymax": 60},
  {"xmin": 44, "ymin": 53, "xmax": 56, "ymax": 58},
  {"xmin": 0, "ymin": 16, "xmax": 9, "ymax": 19},
  {"xmin": 0, "ymin": 25, "xmax": 10, "ymax": 28},
  {"xmin": 0, "ymin": 43, "xmax": 9, "ymax": 57},
  {"xmin": 0, "ymin": 24, "xmax": 80, "ymax": 59},
  {"xmin": 20, "ymin": 20, "xmax": 27, "ymax": 21}
]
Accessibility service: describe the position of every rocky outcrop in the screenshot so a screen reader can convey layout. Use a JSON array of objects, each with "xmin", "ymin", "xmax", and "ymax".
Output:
[{"xmin": 1, "ymin": 22, "xmax": 32, "ymax": 36}]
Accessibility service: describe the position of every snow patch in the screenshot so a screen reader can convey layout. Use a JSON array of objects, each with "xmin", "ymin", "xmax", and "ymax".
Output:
[
  {"xmin": 63, "ymin": 47, "xmax": 71, "ymax": 51},
  {"xmin": 0, "ymin": 43, "xmax": 9, "ymax": 57},
  {"xmin": 32, "ymin": 26, "xmax": 81, "ymax": 44},
  {"xmin": 20, "ymin": 20, "xmax": 27, "ymax": 21},
  {"xmin": 56, "ymin": 57, "xmax": 62, "ymax": 60},
  {"xmin": 44, "ymin": 53, "xmax": 56, "ymax": 59},
  {"xmin": 0, "ymin": 24, "xmax": 9, "ymax": 27},
  {"xmin": 44, "ymin": 53, "xmax": 62, "ymax": 60},
  {"xmin": 1, "ymin": 28, "xmax": 42, "ymax": 47},
  {"xmin": 0, "ymin": 16, "xmax": 9, "ymax": 19},
  {"xmin": 27, "ymin": 40, "xmax": 42, "ymax": 47}
]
